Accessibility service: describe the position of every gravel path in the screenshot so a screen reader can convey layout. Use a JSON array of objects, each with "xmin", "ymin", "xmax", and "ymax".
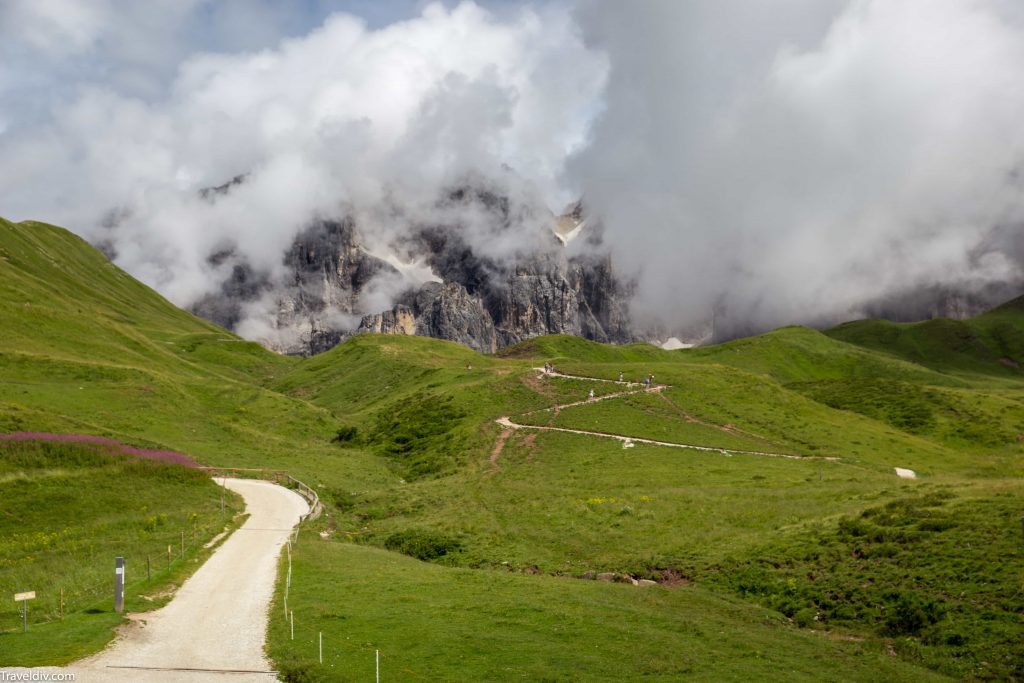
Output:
[
  {"xmin": 501, "ymin": 368, "xmax": 837, "ymax": 461},
  {"xmin": 3, "ymin": 478, "xmax": 308, "ymax": 682}
]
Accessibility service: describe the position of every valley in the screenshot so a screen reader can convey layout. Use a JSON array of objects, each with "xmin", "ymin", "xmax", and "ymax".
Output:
[{"xmin": 1, "ymin": 217, "xmax": 1021, "ymax": 681}]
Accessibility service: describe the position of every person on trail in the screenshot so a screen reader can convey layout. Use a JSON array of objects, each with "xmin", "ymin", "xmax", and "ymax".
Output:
[
  {"xmin": 588, "ymin": 388, "xmax": 595, "ymax": 400},
  {"xmin": 647, "ymin": 373, "xmax": 654, "ymax": 387},
  {"xmin": 643, "ymin": 376, "xmax": 650, "ymax": 388},
  {"xmin": 618, "ymin": 371, "xmax": 624, "ymax": 382}
]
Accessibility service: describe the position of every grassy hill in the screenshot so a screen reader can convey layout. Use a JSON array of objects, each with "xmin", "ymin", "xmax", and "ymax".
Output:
[
  {"xmin": 0, "ymin": 217, "xmax": 391, "ymax": 490},
  {"xmin": 826, "ymin": 296, "xmax": 1024, "ymax": 381},
  {"xmin": 1, "ymin": 216, "xmax": 1021, "ymax": 680},
  {"xmin": 0, "ymin": 438, "xmax": 243, "ymax": 665}
]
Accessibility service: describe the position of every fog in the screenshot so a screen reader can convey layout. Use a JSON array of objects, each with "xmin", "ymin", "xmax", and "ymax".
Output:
[
  {"xmin": 570, "ymin": 0, "xmax": 1024, "ymax": 334},
  {"xmin": 2, "ymin": 0, "xmax": 1023, "ymax": 341}
]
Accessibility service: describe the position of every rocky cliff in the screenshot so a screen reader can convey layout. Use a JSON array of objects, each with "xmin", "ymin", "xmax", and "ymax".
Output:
[{"xmin": 188, "ymin": 183, "xmax": 634, "ymax": 355}]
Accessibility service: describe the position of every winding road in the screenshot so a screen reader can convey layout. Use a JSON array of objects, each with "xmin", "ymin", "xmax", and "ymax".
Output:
[{"xmin": 3, "ymin": 478, "xmax": 308, "ymax": 682}]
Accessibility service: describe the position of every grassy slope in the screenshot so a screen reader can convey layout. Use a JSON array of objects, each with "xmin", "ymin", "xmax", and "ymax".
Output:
[
  {"xmin": 0, "ymin": 218, "xmax": 391, "ymax": 491},
  {"xmin": 0, "ymin": 440, "xmax": 244, "ymax": 664},
  {"xmin": 825, "ymin": 296, "xmax": 1024, "ymax": 381},
  {"xmin": 269, "ymin": 543, "xmax": 945, "ymax": 683},
  {"xmin": 2, "ymin": 217, "xmax": 1021, "ymax": 679}
]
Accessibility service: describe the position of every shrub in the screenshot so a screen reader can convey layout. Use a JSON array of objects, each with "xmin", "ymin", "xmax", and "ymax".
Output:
[
  {"xmin": 794, "ymin": 607, "xmax": 816, "ymax": 628},
  {"xmin": 884, "ymin": 592, "xmax": 944, "ymax": 636},
  {"xmin": 332, "ymin": 425, "xmax": 359, "ymax": 443},
  {"xmin": 384, "ymin": 528, "xmax": 462, "ymax": 561},
  {"xmin": 367, "ymin": 393, "xmax": 469, "ymax": 479},
  {"xmin": 277, "ymin": 660, "xmax": 324, "ymax": 683}
]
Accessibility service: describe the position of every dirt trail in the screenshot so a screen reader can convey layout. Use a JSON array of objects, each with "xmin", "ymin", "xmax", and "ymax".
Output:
[
  {"xmin": 490, "ymin": 428, "xmax": 513, "ymax": 466},
  {"xmin": 497, "ymin": 369, "xmax": 837, "ymax": 461},
  {"xmin": 3, "ymin": 478, "xmax": 308, "ymax": 682}
]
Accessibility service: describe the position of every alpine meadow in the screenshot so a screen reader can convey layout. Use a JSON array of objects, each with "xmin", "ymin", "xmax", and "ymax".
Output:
[
  {"xmin": 0, "ymin": 217, "xmax": 1020, "ymax": 680},
  {"xmin": 3, "ymin": 1, "xmax": 1024, "ymax": 681}
]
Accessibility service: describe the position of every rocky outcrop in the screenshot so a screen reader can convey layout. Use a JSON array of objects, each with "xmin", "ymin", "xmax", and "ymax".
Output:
[
  {"xmin": 358, "ymin": 281, "xmax": 498, "ymax": 353},
  {"xmin": 358, "ymin": 304, "xmax": 417, "ymax": 336},
  {"xmin": 188, "ymin": 179, "xmax": 634, "ymax": 355}
]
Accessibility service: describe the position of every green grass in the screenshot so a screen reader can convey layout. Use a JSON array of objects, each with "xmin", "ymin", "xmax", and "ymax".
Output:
[
  {"xmin": 826, "ymin": 297, "xmax": 1024, "ymax": 382},
  {"xmin": 0, "ymin": 217, "xmax": 394, "ymax": 493},
  {"xmin": 268, "ymin": 541, "xmax": 946, "ymax": 683},
  {"xmin": 331, "ymin": 430, "xmax": 912, "ymax": 574},
  {"xmin": 2, "ymin": 215, "xmax": 1023, "ymax": 679},
  {"xmin": 0, "ymin": 439, "xmax": 244, "ymax": 664},
  {"xmin": 515, "ymin": 390, "xmax": 791, "ymax": 453},
  {"xmin": 693, "ymin": 484, "xmax": 1024, "ymax": 680}
]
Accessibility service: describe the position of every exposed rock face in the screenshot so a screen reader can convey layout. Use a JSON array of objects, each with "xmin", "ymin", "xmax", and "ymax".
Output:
[
  {"xmin": 188, "ymin": 180, "xmax": 633, "ymax": 355},
  {"xmin": 358, "ymin": 245, "xmax": 633, "ymax": 353},
  {"xmin": 359, "ymin": 281, "xmax": 498, "ymax": 353},
  {"xmin": 358, "ymin": 304, "xmax": 417, "ymax": 336},
  {"xmin": 274, "ymin": 219, "xmax": 397, "ymax": 354}
]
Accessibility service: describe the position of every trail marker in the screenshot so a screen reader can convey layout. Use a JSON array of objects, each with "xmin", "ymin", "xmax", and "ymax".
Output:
[
  {"xmin": 14, "ymin": 591, "xmax": 35, "ymax": 632},
  {"xmin": 114, "ymin": 556, "xmax": 125, "ymax": 613}
]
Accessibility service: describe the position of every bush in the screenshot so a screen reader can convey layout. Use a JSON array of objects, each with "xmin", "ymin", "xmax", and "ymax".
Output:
[
  {"xmin": 332, "ymin": 425, "xmax": 359, "ymax": 443},
  {"xmin": 884, "ymin": 592, "xmax": 944, "ymax": 636},
  {"xmin": 367, "ymin": 393, "xmax": 469, "ymax": 479},
  {"xmin": 794, "ymin": 607, "xmax": 817, "ymax": 628},
  {"xmin": 384, "ymin": 528, "xmax": 462, "ymax": 561},
  {"xmin": 277, "ymin": 660, "xmax": 324, "ymax": 683}
]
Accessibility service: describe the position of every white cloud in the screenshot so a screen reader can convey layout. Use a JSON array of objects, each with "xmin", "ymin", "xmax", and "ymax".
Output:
[
  {"xmin": 3, "ymin": 0, "xmax": 1024, "ymax": 343},
  {"xmin": 569, "ymin": 0, "xmax": 1024, "ymax": 332},
  {"xmin": 0, "ymin": 1, "xmax": 606, "ymax": 321}
]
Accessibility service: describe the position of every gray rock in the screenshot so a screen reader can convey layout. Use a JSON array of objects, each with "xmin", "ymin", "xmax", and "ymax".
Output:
[
  {"xmin": 596, "ymin": 572, "xmax": 617, "ymax": 582},
  {"xmin": 188, "ymin": 179, "xmax": 635, "ymax": 355}
]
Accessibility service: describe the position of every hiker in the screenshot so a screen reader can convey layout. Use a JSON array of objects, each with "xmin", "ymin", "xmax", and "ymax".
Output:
[
  {"xmin": 588, "ymin": 388, "xmax": 595, "ymax": 400},
  {"xmin": 618, "ymin": 371, "xmax": 624, "ymax": 382},
  {"xmin": 643, "ymin": 376, "xmax": 650, "ymax": 388},
  {"xmin": 647, "ymin": 373, "xmax": 654, "ymax": 387},
  {"xmin": 466, "ymin": 363, "xmax": 472, "ymax": 371}
]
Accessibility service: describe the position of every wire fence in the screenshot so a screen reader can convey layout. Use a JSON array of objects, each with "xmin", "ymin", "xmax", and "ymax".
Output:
[
  {"xmin": 2, "ymin": 465, "xmax": 325, "ymax": 664},
  {"xmin": 197, "ymin": 467, "xmax": 322, "ymax": 523},
  {"xmin": 0, "ymin": 513, "xmax": 232, "ymax": 632}
]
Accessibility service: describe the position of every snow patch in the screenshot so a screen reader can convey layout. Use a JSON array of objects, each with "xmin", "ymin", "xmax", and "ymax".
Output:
[
  {"xmin": 361, "ymin": 248, "xmax": 442, "ymax": 286},
  {"xmin": 660, "ymin": 337, "xmax": 692, "ymax": 350}
]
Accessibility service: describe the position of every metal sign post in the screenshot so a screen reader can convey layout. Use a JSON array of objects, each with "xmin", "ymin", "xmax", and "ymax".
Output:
[
  {"xmin": 14, "ymin": 591, "xmax": 35, "ymax": 632},
  {"xmin": 114, "ymin": 556, "xmax": 125, "ymax": 613}
]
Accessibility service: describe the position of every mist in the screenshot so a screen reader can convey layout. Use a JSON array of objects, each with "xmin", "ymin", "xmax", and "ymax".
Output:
[
  {"xmin": 570, "ymin": 0, "xmax": 1024, "ymax": 335},
  {"xmin": 2, "ymin": 0, "xmax": 1024, "ymax": 343}
]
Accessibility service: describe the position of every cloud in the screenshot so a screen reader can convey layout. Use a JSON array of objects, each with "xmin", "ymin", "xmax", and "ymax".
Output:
[
  {"xmin": 569, "ymin": 0, "xmax": 1024, "ymax": 334},
  {"xmin": 4, "ymin": 0, "xmax": 1024, "ymax": 345},
  {"xmin": 0, "ymin": 1, "xmax": 606, "ymax": 318}
]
